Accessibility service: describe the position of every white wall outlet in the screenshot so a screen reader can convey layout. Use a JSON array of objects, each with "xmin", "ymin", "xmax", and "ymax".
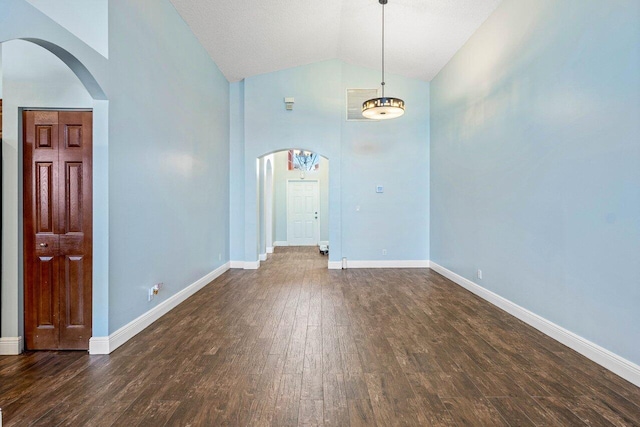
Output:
[
  {"xmin": 149, "ymin": 283, "xmax": 163, "ymax": 301},
  {"xmin": 477, "ymin": 269, "xmax": 483, "ymax": 280},
  {"xmin": 382, "ymin": 249, "xmax": 387, "ymax": 256},
  {"xmin": 376, "ymin": 185, "xmax": 384, "ymax": 193},
  {"xmin": 356, "ymin": 205, "xmax": 360, "ymax": 212},
  {"xmin": 218, "ymin": 253, "xmax": 222, "ymax": 261},
  {"xmin": 153, "ymin": 283, "xmax": 163, "ymax": 294}
]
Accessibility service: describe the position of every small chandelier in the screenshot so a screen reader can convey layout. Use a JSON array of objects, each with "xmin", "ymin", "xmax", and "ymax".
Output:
[
  {"xmin": 362, "ymin": 0, "xmax": 405, "ymax": 120},
  {"xmin": 290, "ymin": 150, "xmax": 319, "ymax": 171}
]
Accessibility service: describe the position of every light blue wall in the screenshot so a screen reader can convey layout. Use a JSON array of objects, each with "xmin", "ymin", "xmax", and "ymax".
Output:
[
  {"xmin": 229, "ymin": 81, "xmax": 245, "ymax": 261},
  {"xmin": 1, "ymin": 40, "xmax": 94, "ymax": 337},
  {"xmin": 107, "ymin": 0, "xmax": 229, "ymax": 332},
  {"xmin": 340, "ymin": 63, "xmax": 430, "ymax": 261},
  {"xmin": 241, "ymin": 60, "xmax": 343, "ymax": 262},
  {"xmin": 431, "ymin": 0, "xmax": 640, "ymax": 364},
  {"xmin": 232, "ymin": 60, "xmax": 430, "ymax": 263},
  {"xmin": 1, "ymin": 0, "xmax": 110, "ymax": 340},
  {"xmin": 1, "ymin": 0, "xmax": 230, "ymax": 339},
  {"xmin": 0, "ymin": 44, "xmax": 3, "ymax": 95},
  {"xmin": 25, "ymin": 0, "xmax": 108, "ymax": 58}
]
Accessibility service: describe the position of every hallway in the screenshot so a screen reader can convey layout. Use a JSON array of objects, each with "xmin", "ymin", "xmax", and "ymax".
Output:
[{"xmin": 0, "ymin": 247, "xmax": 639, "ymax": 426}]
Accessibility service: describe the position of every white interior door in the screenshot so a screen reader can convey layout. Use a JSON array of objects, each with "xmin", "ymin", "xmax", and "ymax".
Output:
[{"xmin": 287, "ymin": 180, "xmax": 320, "ymax": 246}]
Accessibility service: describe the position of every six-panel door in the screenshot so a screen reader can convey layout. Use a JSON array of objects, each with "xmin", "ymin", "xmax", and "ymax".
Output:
[
  {"xmin": 23, "ymin": 110, "xmax": 93, "ymax": 350},
  {"xmin": 287, "ymin": 180, "xmax": 320, "ymax": 246}
]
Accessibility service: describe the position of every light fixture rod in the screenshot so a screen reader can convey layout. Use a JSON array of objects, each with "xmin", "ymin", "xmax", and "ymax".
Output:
[{"xmin": 381, "ymin": 0, "xmax": 385, "ymax": 97}]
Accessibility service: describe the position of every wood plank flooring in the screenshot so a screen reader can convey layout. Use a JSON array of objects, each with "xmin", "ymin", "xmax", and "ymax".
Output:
[{"xmin": 1, "ymin": 247, "xmax": 639, "ymax": 426}]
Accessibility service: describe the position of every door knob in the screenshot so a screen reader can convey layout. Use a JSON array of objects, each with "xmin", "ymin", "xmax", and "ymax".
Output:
[{"xmin": 40, "ymin": 243, "xmax": 48, "ymax": 248}]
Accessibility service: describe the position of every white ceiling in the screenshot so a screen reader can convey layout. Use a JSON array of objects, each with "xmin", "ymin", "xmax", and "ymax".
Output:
[{"xmin": 169, "ymin": 0, "xmax": 502, "ymax": 83}]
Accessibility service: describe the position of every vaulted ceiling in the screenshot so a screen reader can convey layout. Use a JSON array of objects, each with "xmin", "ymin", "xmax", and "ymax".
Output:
[{"xmin": 169, "ymin": 0, "xmax": 502, "ymax": 83}]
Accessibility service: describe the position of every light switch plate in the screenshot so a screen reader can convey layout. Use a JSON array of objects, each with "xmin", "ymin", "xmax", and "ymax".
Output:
[{"xmin": 376, "ymin": 185, "xmax": 384, "ymax": 193}]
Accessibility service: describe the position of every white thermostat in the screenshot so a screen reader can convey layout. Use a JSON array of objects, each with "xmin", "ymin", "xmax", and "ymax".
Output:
[{"xmin": 284, "ymin": 97, "xmax": 295, "ymax": 110}]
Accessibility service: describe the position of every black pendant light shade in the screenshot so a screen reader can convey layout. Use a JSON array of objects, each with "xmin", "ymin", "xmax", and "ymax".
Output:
[{"xmin": 362, "ymin": 96, "xmax": 405, "ymax": 119}]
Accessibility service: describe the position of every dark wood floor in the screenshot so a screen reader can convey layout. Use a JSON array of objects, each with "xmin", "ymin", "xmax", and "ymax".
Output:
[{"xmin": 1, "ymin": 247, "xmax": 639, "ymax": 426}]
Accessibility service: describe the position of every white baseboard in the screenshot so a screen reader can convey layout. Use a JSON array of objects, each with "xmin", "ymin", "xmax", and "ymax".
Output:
[
  {"xmin": 346, "ymin": 260, "xmax": 430, "ymax": 269},
  {"xmin": 88, "ymin": 336, "xmax": 109, "ymax": 355},
  {"xmin": 0, "ymin": 337, "xmax": 23, "ymax": 355},
  {"xmin": 266, "ymin": 247, "xmax": 274, "ymax": 254},
  {"xmin": 429, "ymin": 261, "xmax": 640, "ymax": 388},
  {"xmin": 259, "ymin": 253, "xmax": 267, "ymax": 261},
  {"xmin": 327, "ymin": 260, "xmax": 429, "ymax": 270},
  {"xmin": 230, "ymin": 260, "xmax": 261, "ymax": 269},
  {"xmin": 89, "ymin": 262, "xmax": 230, "ymax": 355},
  {"xmin": 274, "ymin": 241, "xmax": 288, "ymax": 247},
  {"xmin": 328, "ymin": 261, "xmax": 342, "ymax": 270},
  {"xmin": 243, "ymin": 260, "xmax": 260, "ymax": 270}
]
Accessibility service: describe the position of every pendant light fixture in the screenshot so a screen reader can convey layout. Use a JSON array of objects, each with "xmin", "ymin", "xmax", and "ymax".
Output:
[{"xmin": 362, "ymin": 0, "xmax": 405, "ymax": 120}]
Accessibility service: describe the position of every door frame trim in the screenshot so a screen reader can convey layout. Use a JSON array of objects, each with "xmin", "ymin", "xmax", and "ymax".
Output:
[{"xmin": 21, "ymin": 108, "xmax": 94, "ymax": 350}]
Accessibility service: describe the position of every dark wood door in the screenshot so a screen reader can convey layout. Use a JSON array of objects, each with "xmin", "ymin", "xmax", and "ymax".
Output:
[{"xmin": 23, "ymin": 110, "xmax": 92, "ymax": 350}]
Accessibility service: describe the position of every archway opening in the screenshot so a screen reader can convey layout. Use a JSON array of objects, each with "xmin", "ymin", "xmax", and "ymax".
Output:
[
  {"xmin": 1, "ymin": 38, "xmax": 108, "ymax": 354},
  {"xmin": 257, "ymin": 149, "xmax": 330, "ymax": 263}
]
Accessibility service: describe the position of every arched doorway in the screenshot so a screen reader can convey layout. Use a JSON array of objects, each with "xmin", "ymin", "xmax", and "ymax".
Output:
[
  {"xmin": 257, "ymin": 149, "xmax": 330, "ymax": 263},
  {"xmin": 0, "ymin": 35, "xmax": 108, "ymax": 354}
]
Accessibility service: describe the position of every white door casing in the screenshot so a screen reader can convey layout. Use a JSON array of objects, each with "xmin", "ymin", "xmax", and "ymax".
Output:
[{"xmin": 287, "ymin": 180, "xmax": 320, "ymax": 246}]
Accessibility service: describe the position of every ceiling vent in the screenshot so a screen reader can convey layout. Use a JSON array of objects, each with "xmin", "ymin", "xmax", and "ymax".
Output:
[{"xmin": 346, "ymin": 89, "xmax": 379, "ymax": 121}]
